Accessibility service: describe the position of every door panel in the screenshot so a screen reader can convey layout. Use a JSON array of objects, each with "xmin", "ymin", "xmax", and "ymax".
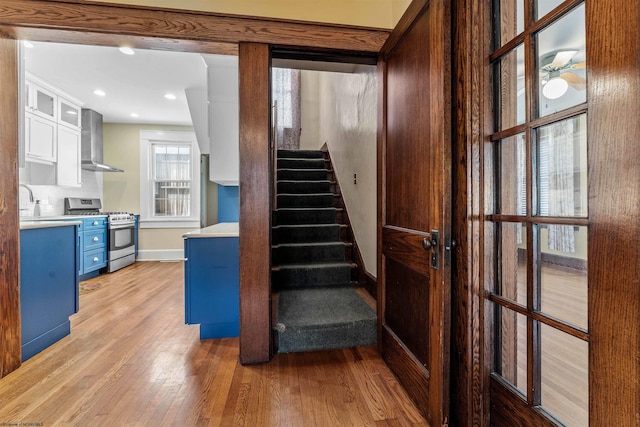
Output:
[{"xmin": 379, "ymin": 1, "xmax": 451, "ymax": 424}]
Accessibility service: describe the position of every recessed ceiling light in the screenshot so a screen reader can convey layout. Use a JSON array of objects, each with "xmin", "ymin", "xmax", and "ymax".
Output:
[
  {"xmin": 130, "ymin": 113, "xmax": 139, "ymax": 118},
  {"xmin": 94, "ymin": 89, "xmax": 106, "ymax": 97},
  {"xmin": 23, "ymin": 41, "xmax": 34, "ymax": 49},
  {"xmin": 164, "ymin": 93, "xmax": 177, "ymax": 100},
  {"xmin": 119, "ymin": 46, "xmax": 135, "ymax": 55}
]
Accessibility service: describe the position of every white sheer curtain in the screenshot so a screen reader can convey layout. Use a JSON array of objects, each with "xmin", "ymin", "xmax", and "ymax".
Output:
[
  {"xmin": 153, "ymin": 144, "xmax": 191, "ymax": 217},
  {"xmin": 544, "ymin": 119, "xmax": 576, "ymax": 253},
  {"xmin": 272, "ymin": 68, "xmax": 301, "ymax": 150}
]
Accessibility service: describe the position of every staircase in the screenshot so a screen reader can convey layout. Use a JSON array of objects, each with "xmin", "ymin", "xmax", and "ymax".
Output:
[{"xmin": 272, "ymin": 149, "xmax": 377, "ymax": 353}]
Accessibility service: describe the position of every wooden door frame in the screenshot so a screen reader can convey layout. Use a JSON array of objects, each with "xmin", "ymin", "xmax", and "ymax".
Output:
[{"xmin": 0, "ymin": 0, "xmax": 390, "ymax": 375}]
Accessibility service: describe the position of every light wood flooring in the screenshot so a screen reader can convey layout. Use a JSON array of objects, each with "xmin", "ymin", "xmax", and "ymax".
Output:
[{"xmin": 0, "ymin": 261, "xmax": 428, "ymax": 426}]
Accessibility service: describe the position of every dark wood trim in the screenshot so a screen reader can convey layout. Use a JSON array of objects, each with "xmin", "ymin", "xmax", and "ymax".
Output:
[
  {"xmin": 490, "ymin": 375, "xmax": 558, "ymax": 427},
  {"xmin": 238, "ymin": 42, "xmax": 272, "ymax": 364},
  {"xmin": 0, "ymin": 36, "xmax": 21, "ymax": 378},
  {"xmin": 379, "ymin": 0, "xmax": 428, "ymax": 58},
  {"xmin": 0, "ymin": 0, "xmax": 389, "ymax": 53},
  {"xmin": 376, "ymin": 55, "xmax": 387, "ymax": 355},
  {"xmin": 451, "ymin": 0, "xmax": 489, "ymax": 424},
  {"xmin": 587, "ymin": 0, "xmax": 640, "ymax": 425}
]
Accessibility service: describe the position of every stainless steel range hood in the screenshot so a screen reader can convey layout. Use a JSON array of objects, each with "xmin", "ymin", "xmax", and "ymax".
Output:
[{"xmin": 81, "ymin": 109, "xmax": 124, "ymax": 172}]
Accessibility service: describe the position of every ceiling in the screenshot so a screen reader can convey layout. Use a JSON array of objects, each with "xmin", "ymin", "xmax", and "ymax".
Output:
[{"xmin": 24, "ymin": 41, "xmax": 228, "ymax": 126}]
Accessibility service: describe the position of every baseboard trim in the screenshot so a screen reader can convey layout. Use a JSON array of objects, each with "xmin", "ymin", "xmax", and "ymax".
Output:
[{"xmin": 136, "ymin": 249, "xmax": 183, "ymax": 261}]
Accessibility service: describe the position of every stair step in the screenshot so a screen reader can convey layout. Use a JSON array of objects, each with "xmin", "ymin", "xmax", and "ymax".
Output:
[
  {"xmin": 272, "ymin": 262, "xmax": 355, "ymax": 289},
  {"xmin": 275, "ymin": 207, "xmax": 338, "ymax": 225},
  {"xmin": 277, "ymin": 168, "xmax": 331, "ymax": 181},
  {"xmin": 277, "ymin": 180, "xmax": 333, "ymax": 194},
  {"xmin": 277, "ymin": 149, "xmax": 324, "ymax": 159},
  {"xmin": 276, "ymin": 287, "xmax": 377, "ymax": 353},
  {"xmin": 277, "ymin": 193, "xmax": 335, "ymax": 208},
  {"xmin": 272, "ymin": 242, "xmax": 350, "ymax": 264},
  {"xmin": 277, "ymin": 158, "xmax": 326, "ymax": 169},
  {"xmin": 272, "ymin": 224, "xmax": 344, "ymax": 244}
]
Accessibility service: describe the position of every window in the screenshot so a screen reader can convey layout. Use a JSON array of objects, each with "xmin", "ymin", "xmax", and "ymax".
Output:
[{"xmin": 139, "ymin": 131, "xmax": 200, "ymax": 228}]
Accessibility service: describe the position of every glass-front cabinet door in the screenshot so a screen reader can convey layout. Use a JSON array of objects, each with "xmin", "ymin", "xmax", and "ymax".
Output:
[
  {"xmin": 59, "ymin": 98, "xmax": 81, "ymax": 128},
  {"xmin": 487, "ymin": 1, "xmax": 588, "ymax": 425}
]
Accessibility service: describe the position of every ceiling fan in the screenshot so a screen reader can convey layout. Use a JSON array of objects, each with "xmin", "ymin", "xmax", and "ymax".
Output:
[{"xmin": 540, "ymin": 50, "xmax": 586, "ymax": 99}]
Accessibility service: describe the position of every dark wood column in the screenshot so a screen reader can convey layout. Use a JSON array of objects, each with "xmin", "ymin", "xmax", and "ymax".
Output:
[
  {"xmin": 587, "ymin": 1, "xmax": 640, "ymax": 425},
  {"xmin": 0, "ymin": 36, "xmax": 21, "ymax": 378},
  {"xmin": 238, "ymin": 42, "xmax": 272, "ymax": 364}
]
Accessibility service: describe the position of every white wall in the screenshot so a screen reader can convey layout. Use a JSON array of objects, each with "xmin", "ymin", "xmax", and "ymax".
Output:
[
  {"xmin": 300, "ymin": 69, "xmax": 378, "ymax": 276},
  {"xmin": 19, "ymin": 166, "xmax": 102, "ymax": 217}
]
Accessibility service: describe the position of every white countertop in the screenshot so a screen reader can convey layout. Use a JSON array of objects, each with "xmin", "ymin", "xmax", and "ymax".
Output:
[
  {"xmin": 20, "ymin": 215, "xmax": 108, "ymax": 221},
  {"xmin": 20, "ymin": 220, "xmax": 82, "ymax": 230},
  {"xmin": 183, "ymin": 222, "xmax": 239, "ymax": 238}
]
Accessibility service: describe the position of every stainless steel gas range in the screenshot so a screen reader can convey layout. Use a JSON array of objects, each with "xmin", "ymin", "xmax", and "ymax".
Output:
[{"xmin": 64, "ymin": 197, "xmax": 136, "ymax": 273}]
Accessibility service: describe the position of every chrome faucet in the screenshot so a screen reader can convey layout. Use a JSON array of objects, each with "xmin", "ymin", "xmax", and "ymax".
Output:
[{"xmin": 19, "ymin": 184, "xmax": 34, "ymax": 202}]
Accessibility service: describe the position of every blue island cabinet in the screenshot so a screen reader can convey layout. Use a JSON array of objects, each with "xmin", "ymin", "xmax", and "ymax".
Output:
[
  {"xmin": 184, "ymin": 229, "xmax": 239, "ymax": 339},
  {"xmin": 20, "ymin": 224, "xmax": 79, "ymax": 361}
]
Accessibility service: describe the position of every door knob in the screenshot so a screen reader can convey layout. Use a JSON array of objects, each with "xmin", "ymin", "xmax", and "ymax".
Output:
[{"xmin": 422, "ymin": 237, "xmax": 434, "ymax": 250}]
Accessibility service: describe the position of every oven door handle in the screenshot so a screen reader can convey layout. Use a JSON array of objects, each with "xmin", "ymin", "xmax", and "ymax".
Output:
[{"xmin": 109, "ymin": 222, "xmax": 135, "ymax": 230}]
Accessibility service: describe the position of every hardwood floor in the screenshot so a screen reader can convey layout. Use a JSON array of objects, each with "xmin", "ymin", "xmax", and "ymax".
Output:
[{"xmin": 0, "ymin": 261, "xmax": 428, "ymax": 426}]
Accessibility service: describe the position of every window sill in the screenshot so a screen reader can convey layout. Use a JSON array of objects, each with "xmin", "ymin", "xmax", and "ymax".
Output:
[{"xmin": 140, "ymin": 219, "xmax": 200, "ymax": 229}]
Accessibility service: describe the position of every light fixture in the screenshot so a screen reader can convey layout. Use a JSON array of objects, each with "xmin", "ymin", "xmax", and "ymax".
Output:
[
  {"xmin": 130, "ymin": 113, "xmax": 139, "ymax": 118},
  {"xmin": 542, "ymin": 72, "xmax": 568, "ymax": 100},
  {"xmin": 164, "ymin": 93, "xmax": 177, "ymax": 100},
  {"xmin": 23, "ymin": 41, "xmax": 34, "ymax": 49},
  {"xmin": 94, "ymin": 89, "xmax": 106, "ymax": 97},
  {"xmin": 119, "ymin": 46, "xmax": 135, "ymax": 55}
]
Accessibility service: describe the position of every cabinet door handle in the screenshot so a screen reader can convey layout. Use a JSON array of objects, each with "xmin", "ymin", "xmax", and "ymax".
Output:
[
  {"xmin": 93, "ymin": 257, "xmax": 99, "ymax": 262},
  {"xmin": 93, "ymin": 237, "xmax": 99, "ymax": 242},
  {"xmin": 93, "ymin": 221, "xmax": 99, "ymax": 226}
]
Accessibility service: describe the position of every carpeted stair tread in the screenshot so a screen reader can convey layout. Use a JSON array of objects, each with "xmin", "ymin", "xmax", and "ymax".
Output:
[
  {"xmin": 272, "ymin": 242, "xmax": 351, "ymax": 264},
  {"xmin": 277, "ymin": 193, "xmax": 335, "ymax": 208},
  {"xmin": 277, "ymin": 149, "xmax": 324, "ymax": 158},
  {"xmin": 278, "ymin": 158, "xmax": 326, "ymax": 169},
  {"xmin": 275, "ymin": 207, "xmax": 339, "ymax": 225},
  {"xmin": 277, "ymin": 180, "xmax": 333, "ymax": 194},
  {"xmin": 272, "ymin": 224, "xmax": 344, "ymax": 244},
  {"xmin": 272, "ymin": 262, "xmax": 355, "ymax": 289},
  {"xmin": 276, "ymin": 287, "xmax": 377, "ymax": 352},
  {"xmin": 277, "ymin": 169, "xmax": 333, "ymax": 181}
]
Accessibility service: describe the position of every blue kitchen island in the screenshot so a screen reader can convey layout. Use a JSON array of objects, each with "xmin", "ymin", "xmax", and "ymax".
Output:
[
  {"xmin": 183, "ymin": 222, "xmax": 239, "ymax": 339},
  {"xmin": 20, "ymin": 221, "xmax": 80, "ymax": 361}
]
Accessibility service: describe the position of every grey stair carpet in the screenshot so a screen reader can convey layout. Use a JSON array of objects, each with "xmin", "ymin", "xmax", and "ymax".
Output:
[
  {"xmin": 276, "ymin": 287, "xmax": 377, "ymax": 353},
  {"xmin": 273, "ymin": 149, "xmax": 376, "ymax": 353}
]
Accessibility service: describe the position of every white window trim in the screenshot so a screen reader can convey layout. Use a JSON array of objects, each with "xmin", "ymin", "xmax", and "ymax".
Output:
[{"xmin": 139, "ymin": 130, "xmax": 200, "ymax": 228}]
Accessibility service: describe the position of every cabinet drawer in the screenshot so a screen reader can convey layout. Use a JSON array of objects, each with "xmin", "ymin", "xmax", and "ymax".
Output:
[
  {"xmin": 84, "ymin": 229, "xmax": 106, "ymax": 251},
  {"xmin": 83, "ymin": 217, "xmax": 107, "ymax": 231},
  {"xmin": 83, "ymin": 249, "xmax": 106, "ymax": 273}
]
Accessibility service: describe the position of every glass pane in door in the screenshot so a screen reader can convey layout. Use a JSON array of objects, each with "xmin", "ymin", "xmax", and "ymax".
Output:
[
  {"xmin": 496, "ymin": 0, "xmax": 524, "ymax": 47},
  {"xmin": 536, "ymin": 0, "xmax": 565, "ymax": 20},
  {"xmin": 497, "ymin": 45, "xmax": 525, "ymax": 130},
  {"xmin": 499, "ymin": 222, "xmax": 527, "ymax": 306},
  {"xmin": 536, "ymin": 114, "xmax": 587, "ymax": 217},
  {"xmin": 496, "ymin": 306, "xmax": 528, "ymax": 395},
  {"xmin": 540, "ymin": 323, "xmax": 588, "ymax": 426},
  {"xmin": 538, "ymin": 225, "xmax": 588, "ymax": 329},
  {"xmin": 498, "ymin": 133, "xmax": 526, "ymax": 216},
  {"xmin": 537, "ymin": 4, "xmax": 586, "ymax": 117}
]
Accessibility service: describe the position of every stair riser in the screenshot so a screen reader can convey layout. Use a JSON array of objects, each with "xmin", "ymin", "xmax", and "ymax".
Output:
[
  {"xmin": 277, "ymin": 149, "xmax": 324, "ymax": 159},
  {"xmin": 272, "ymin": 226, "xmax": 342, "ymax": 244},
  {"xmin": 277, "ymin": 181, "xmax": 331, "ymax": 194},
  {"xmin": 277, "ymin": 159, "xmax": 326, "ymax": 169},
  {"xmin": 277, "ymin": 320, "xmax": 377, "ymax": 353},
  {"xmin": 276, "ymin": 209, "xmax": 336, "ymax": 225},
  {"xmin": 277, "ymin": 169, "xmax": 328, "ymax": 181},
  {"xmin": 277, "ymin": 194, "xmax": 335, "ymax": 208},
  {"xmin": 273, "ymin": 266, "xmax": 352, "ymax": 289},
  {"xmin": 273, "ymin": 245, "xmax": 346, "ymax": 264}
]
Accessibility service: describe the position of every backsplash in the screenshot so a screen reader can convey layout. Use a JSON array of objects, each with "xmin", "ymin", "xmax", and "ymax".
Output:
[{"xmin": 19, "ymin": 168, "xmax": 103, "ymax": 217}]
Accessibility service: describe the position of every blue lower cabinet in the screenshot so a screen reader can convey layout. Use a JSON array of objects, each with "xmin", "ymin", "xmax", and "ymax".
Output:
[
  {"xmin": 20, "ymin": 225, "xmax": 79, "ymax": 361},
  {"xmin": 184, "ymin": 236, "xmax": 239, "ymax": 339}
]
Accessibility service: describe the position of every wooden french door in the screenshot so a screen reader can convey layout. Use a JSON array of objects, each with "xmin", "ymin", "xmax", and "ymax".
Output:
[{"xmin": 378, "ymin": 1, "xmax": 451, "ymax": 424}]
